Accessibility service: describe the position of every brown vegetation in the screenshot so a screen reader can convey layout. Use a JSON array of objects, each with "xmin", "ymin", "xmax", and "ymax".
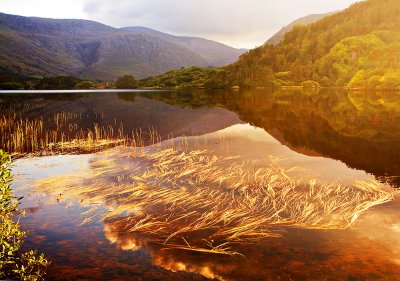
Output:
[
  {"xmin": 29, "ymin": 147, "xmax": 396, "ymax": 256},
  {"xmin": 0, "ymin": 111, "xmax": 162, "ymax": 156}
]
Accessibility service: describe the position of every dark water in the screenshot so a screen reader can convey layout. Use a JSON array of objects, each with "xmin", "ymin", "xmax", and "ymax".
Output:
[{"xmin": 3, "ymin": 88, "xmax": 400, "ymax": 280}]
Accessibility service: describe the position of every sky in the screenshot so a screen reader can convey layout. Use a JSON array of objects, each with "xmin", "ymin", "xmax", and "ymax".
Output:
[{"xmin": 0, "ymin": 0, "xmax": 361, "ymax": 49}]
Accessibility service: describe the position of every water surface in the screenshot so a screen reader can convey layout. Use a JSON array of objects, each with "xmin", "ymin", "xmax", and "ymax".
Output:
[{"xmin": 3, "ymin": 88, "xmax": 400, "ymax": 280}]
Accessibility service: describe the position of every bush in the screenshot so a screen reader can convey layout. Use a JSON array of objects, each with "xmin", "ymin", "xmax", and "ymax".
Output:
[
  {"xmin": 0, "ymin": 82, "xmax": 24, "ymax": 90},
  {"xmin": 348, "ymin": 70, "xmax": 367, "ymax": 89},
  {"xmin": 275, "ymin": 72, "xmax": 292, "ymax": 79},
  {"xmin": 35, "ymin": 76, "xmax": 81, "ymax": 90},
  {"xmin": 0, "ymin": 150, "xmax": 49, "ymax": 280},
  {"xmin": 301, "ymin": 80, "xmax": 320, "ymax": 88},
  {"xmin": 377, "ymin": 72, "xmax": 400, "ymax": 90},
  {"xmin": 75, "ymin": 80, "xmax": 95, "ymax": 89},
  {"xmin": 115, "ymin": 75, "xmax": 138, "ymax": 89},
  {"xmin": 367, "ymin": 75, "xmax": 381, "ymax": 89}
]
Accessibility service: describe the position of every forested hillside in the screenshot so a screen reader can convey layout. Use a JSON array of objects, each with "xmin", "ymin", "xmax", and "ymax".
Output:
[
  {"xmin": 227, "ymin": 0, "xmax": 400, "ymax": 89},
  {"xmin": 139, "ymin": 0, "xmax": 400, "ymax": 90},
  {"xmin": 265, "ymin": 12, "xmax": 334, "ymax": 45}
]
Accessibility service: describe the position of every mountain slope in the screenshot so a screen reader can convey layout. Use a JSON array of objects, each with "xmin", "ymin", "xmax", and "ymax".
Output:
[
  {"xmin": 122, "ymin": 26, "xmax": 247, "ymax": 66},
  {"xmin": 226, "ymin": 0, "xmax": 400, "ymax": 89},
  {"xmin": 0, "ymin": 13, "xmax": 245, "ymax": 81},
  {"xmin": 265, "ymin": 12, "xmax": 335, "ymax": 45}
]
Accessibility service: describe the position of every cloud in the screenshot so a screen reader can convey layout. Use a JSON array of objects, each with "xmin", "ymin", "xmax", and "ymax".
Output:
[
  {"xmin": 0, "ymin": 0, "xmax": 361, "ymax": 48},
  {"xmin": 0, "ymin": 0, "xmax": 87, "ymax": 20},
  {"xmin": 82, "ymin": 0, "xmax": 360, "ymax": 48}
]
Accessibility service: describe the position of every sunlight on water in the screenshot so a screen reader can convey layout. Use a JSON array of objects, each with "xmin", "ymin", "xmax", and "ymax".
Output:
[
  {"xmin": 11, "ymin": 123, "xmax": 400, "ymax": 280},
  {"xmin": 5, "ymin": 89, "xmax": 400, "ymax": 280}
]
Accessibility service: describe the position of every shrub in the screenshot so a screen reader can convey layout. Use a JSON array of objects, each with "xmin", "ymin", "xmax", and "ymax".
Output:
[
  {"xmin": 115, "ymin": 75, "xmax": 138, "ymax": 89},
  {"xmin": 377, "ymin": 72, "xmax": 400, "ymax": 90},
  {"xmin": 301, "ymin": 80, "xmax": 320, "ymax": 88},
  {"xmin": 0, "ymin": 150, "xmax": 49, "ymax": 280},
  {"xmin": 74, "ymin": 80, "xmax": 95, "ymax": 89},
  {"xmin": 35, "ymin": 76, "xmax": 81, "ymax": 90},
  {"xmin": 0, "ymin": 82, "xmax": 24, "ymax": 90}
]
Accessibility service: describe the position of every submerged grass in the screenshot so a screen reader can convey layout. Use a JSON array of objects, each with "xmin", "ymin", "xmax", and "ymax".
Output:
[
  {"xmin": 28, "ymin": 147, "xmax": 397, "ymax": 256},
  {"xmin": 3, "ymin": 108, "xmax": 395, "ymax": 255}
]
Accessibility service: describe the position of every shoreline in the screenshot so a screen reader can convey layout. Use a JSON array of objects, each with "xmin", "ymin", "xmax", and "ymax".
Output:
[
  {"xmin": 0, "ymin": 89, "xmax": 171, "ymax": 94},
  {"xmin": 1, "ymin": 87, "xmax": 400, "ymax": 94}
]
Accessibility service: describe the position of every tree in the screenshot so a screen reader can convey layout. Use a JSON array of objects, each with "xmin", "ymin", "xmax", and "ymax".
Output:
[
  {"xmin": 35, "ymin": 76, "xmax": 81, "ymax": 90},
  {"xmin": 0, "ymin": 82, "xmax": 24, "ymax": 90},
  {"xmin": 302, "ymin": 80, "xmax": 320, "ymax": 88},
  {"xmin": 115, "ymin": 75, "xmax": 138, "ymax": 89},
  {"xmin": 74, "ymin": 80, "xmax": 95, "ymax": 89}
]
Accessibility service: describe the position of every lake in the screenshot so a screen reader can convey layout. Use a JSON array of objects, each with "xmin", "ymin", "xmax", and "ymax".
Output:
[{"xmin": 2, "ymin": 88, "xmax": 400, "ymax": 280}]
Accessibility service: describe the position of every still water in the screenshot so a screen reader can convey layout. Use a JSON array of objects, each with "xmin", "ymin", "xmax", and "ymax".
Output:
[{"xmin": 2, "ymin": 88, "xmax": 400, "ymax": 280}]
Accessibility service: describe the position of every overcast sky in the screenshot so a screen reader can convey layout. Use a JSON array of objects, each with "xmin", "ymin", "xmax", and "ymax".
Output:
[{"xmin": 0, "ymin": 0, "xmax": 361, "ymax": 48}]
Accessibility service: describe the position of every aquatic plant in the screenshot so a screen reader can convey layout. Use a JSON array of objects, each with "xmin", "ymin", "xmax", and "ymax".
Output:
[
  {"xmin": 0, "ymin": 150, "xmax": 49, "ymax": 280},
  {"xmin": 0, "ymin": 111, "xmax": 162, "ymax": 156},
  {"xmin": 30, "ymin": 147, "xmax": 396, "ymax": 256}
]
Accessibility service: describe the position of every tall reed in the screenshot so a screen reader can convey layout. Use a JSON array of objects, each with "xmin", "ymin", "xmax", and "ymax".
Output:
[{"xmin": 0, "ymin": 111, "xmax": 162, "ymax": 156}]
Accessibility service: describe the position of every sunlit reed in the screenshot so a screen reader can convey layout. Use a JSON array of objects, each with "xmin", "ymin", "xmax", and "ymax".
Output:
[
  {"xmin": 29, "ymin": 147, "xmax": 397, "ymax": 256},
  {"xmin": 0, "ymin": 111, "xmax": 163, "ymax": 156}
]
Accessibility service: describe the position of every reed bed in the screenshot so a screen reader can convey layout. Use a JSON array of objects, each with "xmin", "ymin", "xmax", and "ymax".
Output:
[
  {"xmin": 29, "ymin": 147, "xmax": 397, "ymax": 256},
  {"xmin": 0, "ymin": 112, "xmax": 162, "ymax": 156}
]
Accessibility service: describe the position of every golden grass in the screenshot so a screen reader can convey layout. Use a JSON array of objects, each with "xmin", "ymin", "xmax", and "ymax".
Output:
[
  {"xmin": 28, "ymin": 147, "xmax": 397, "ymax": 256},
  {"xmin": 0, "ymin": 112, "xmax": 162, "ymax": 156}
]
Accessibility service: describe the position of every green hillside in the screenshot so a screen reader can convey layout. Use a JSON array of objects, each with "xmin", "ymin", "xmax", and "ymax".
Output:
[
  {"xmin": 140, "ymin": 0, "xmax": 400, "ymax": 90},
  {"xmin": 227, "ymin": 0, "xmax": 400, "ymax": 89},
  {"xmin": 265, "ymin": 12, "xmax": 334, "ymax": 45}
]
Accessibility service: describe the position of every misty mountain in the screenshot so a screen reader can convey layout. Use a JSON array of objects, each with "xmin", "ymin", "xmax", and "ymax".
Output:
[{"xmin": 0, "ymin": 13, "xmax": 246, "ymax": 81}]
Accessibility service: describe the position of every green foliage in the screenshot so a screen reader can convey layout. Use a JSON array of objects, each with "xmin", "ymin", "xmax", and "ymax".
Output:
[
  {"xmin": 0, "ymin": 73, "xmax": 32, "ymax": 90},
  {"xmin": 115, "ymin": 75, "xmax": 138, "ymax": 89},
  {"xmin": 35, "ymin": 76, "xmax": 82, "ymax": 90},
  {"xmin": 224, "ymin": 0, "xmax": 400, "ymax": 90},
  {"xmin": 301, "ymin": 80, "xmax": 320, "ymax": 88},
  {"xmin": 0, "ymin": 75, "xmax": 100, "ymax": 90},
  {"xmin": 139, "ymin": 0, "xmax": 400, "ymax": 90},
  {"xmin": 139, "ymin": 66, "xmax": 228, "ymax": 89},
  {"xmin": 0, "ymin": 150, "xmax": 49, "ymax": 280},
  {"xmin": 0, "ymin": 82, "xmax": 25, "ymax": 90},
  {"xmin": 376, "ymin": 72, "xmax": 400, "ymax": 90},
  {"xmin": 74, "ymin": 80, "xmax": 95, "ymax": 89}
]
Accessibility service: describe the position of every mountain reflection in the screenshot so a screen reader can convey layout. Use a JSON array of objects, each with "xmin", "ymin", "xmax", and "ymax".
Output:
[
  {"xmin": 3, "ymin": 89, "xmax": 400, "ymax": 185},
  {"xmin": 137, "ymin": 89, "xmax": 400, "ymax": 186}
]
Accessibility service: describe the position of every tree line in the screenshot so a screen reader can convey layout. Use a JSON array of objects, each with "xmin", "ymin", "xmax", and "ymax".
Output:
[{"xmin": 0, "ymin": 74, "xmax": 139, "ymax": 90}]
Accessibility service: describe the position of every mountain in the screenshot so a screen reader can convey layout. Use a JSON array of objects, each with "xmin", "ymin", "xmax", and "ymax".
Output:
[
  {"xmin": 226, "ymin": 0, "xmax": 400, "ymax": 90},
  {"xmin": 265, "ymin": 13, "xmax": 335, "ymax": 45},
  {"xmin": 122, "ymin": 26, "xmax": 247, "ymax": 66},
  {"xmin": 0, "ymin": 13, "xmax": 246, "ymax": 81}
]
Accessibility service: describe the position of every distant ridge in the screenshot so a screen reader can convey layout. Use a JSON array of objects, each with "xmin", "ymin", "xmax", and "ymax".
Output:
[
  {"xmin": 265, "ymin": 12, "xmax": 335, "ymax": 45},
  {"xmin": 121, "ymin": 26, "xmax": 247, "ymax": 67},
  {"xmin": 0, "ymin": 13, "xmax": 246, "ymax": 81}
]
